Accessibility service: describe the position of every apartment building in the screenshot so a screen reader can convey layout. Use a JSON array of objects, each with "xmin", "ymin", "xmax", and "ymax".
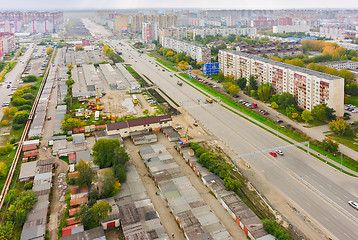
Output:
[
  {"xmin": 114, "ymin": 15, "xmax": 128, "ymax": 34},
  {"xmin": 162, "ymin": 36, "xmax": 211, "ymax": 63},
  {"xmin": 130, "ymin": 14, "xmax": 178, "ymax": 33},
  {"xmin": 142, "ymin": 22, "xmax": 158, "ymax": 43},
  {"xmin": 192, "ymin": 27, "xmax": 256, "ymax": 39},
  {"xmin": 319, "ymin": 60, "xmax": 358, "ymax": 70},
  {"xmin": 219, "ymin": 50, "xmax": 344, "ymax": 116},
  {"xmin": 0, "ymin": 32, "xmax": 15, "ymax": 60},
  {"xmin": 158, "ymin": 27, "xmax": 187, "ymax": 44}
]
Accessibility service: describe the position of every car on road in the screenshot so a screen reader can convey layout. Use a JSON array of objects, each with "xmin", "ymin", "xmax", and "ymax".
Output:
[
  {"xmin": 269, "ymin": 151, "xmax": 277, "ymax": 157},
  {"xmin": 47, "ymin": 117, "xmax": 51, "ymax": 120},
  {"xmin": 276, "ymin": 120, "xmax": 284, "ymax": 124},
  {"xmin": 7, "ymin": 85, "xmax": 11, "ymax": 89},
  {"xmin": 193, "ymin": 122, "xmax": 198, "ymax": 127},
  {"xmin": 276, "ymin": 150, "xmax": 284, "ymax": 156},
  {"xmin": 232, "ymin": 94, "xmax": 239, "ymax": 98},
  {"xmin": 348, "ymin": 201, "xmax": 358, "ymax": 210},
  {"xmin": 170, "ymin": 75, "xmax": 173, "ymax": 77}
]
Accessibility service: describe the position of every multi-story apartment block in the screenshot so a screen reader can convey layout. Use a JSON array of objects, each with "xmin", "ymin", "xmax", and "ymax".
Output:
[
  {"xmin": 142, "ymin": 22, "xmax": 158, "ymax": 43},
  {"xmin": 192, "ymin": 27, "xmax": 256, "ymax": 39},
  {"xmin": 219, "ymin": 50, "xmax": 344, "ymax": 116},
  {"xmin": 130, "ymin": 15, "xmax": 178, "ymax": 33},
  {"xmin": 162, "ymin": 37, "xmax": 211, "ymax": 63},
  {"xmin": 0, "ymin": 32, "xmax": 15, "ymax": 60},
  {"xmin": 114, "ymin": 15, "xmax": 128, "ymax": 34},
  {"xmin": 319, "ymin": 60, "xmax": 358, "ymax": 70},
  {"xmin": 158, "ymin": 27, "xmax": 187, "ymax": 44}
]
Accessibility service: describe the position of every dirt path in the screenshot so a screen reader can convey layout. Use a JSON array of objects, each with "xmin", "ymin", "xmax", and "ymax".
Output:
[
  {"xmin": 124, "ymin": 138, "xmax": 185, "ymax": 240},
  {"xmin": 48, "ymin": 158, "xmax": 69, "ymax": 240},
  {"xmin": 156, "ymin": 133, "xmax": 247, "ymax": 240}
]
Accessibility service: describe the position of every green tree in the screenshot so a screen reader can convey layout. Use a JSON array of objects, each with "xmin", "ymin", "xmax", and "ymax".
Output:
[
  {"xmin": 13, "ymin": 111, "xmax": 29, "ymax": 125},
  {"xmin": 74, "ymin": 204, "xmax": 96, "ymax": 230},
  {"xmin": 271, "ymin": 102, "xmax": 279, "ymax": 109},
  {"xmin": 100, "ymin": 168, "xmax": 117, "ymax": 198},
  {"xmin": 257, "ymin": 83, "xmax": 272, "ymax": 102},
  {"xmin": 329, "ymin": 119, "xmax": 351, "ymax": 136},
  {"xmin": 277, "ymin": 92, "xmax": 295, "ymax": 109},
  {"xmin": 301, "ymin": 110, "xmax": 314, "ymax": 123},
  {"xmin": 338, "ymin": 69, "xmax": 355, "ymax": 84},
  {"xmin": 228, "ymin": 85, "xmax": 239, "ymax": 95},
  {"xmin": 248, "ymin": 75, "xmax": 258, "ymax": 91},
  {"xmin": 92, "ymin": 200, "xmax": 112, "ymax": 223},
  {"xmin": 0, "ymin": 221, "xmax": 14, "ymax": 239},
  {"xmin": 7, "ymin": 190, "xmax": 37, "ymax": 227},
  {"xmin": 23, "ymin": 75, "xmax": 37, "ymax": 82},
  {"xmin": 218, "ymin": 71, "xmax": 225, "ymax": 82},
  {"xmin": 92, "ymin": 139, "xmax": 128, "ymax": 168},
  {"xmin": 312, "ymin": 104, "xmax": 327, "ymax": 121},
  {"xmin": 22, "ymin": 93, "xmax": 35, "ymax": 100},
  {"xmin": 321, "ymin": 137, "xmax": 339, "ymax": 153},
  {"xmin": 76, "ymin": 160, "xmax": 93, "ymax": 187},
  {"xmin": 285, "ymin": 105, "xmax": 297, "ymax": 118},
  {"xmin": 236, "ymin": 77, "xmax": 247, "ymax": 90}
]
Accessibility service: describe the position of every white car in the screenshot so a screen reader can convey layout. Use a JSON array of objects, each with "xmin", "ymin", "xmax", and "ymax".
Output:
[
  {"xmin": 276, "ymin": 150, "xmax": 284, "ymax": 156},
  {"xmin": 348, "ymin": 201, "xmax": 358, "ymax": 210},
  {"xmin": 174, "ymin": 126, "xmax": 183, "ymax": 130}
]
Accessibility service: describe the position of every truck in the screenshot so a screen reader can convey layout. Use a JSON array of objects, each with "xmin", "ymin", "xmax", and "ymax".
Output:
[
  {"xmin": 177, "ymin": 81, "xmax": 183, "ymax": 86},
  {"xmin": 252, "ymin": 103, "xmax": 258, "ymax": 108}
]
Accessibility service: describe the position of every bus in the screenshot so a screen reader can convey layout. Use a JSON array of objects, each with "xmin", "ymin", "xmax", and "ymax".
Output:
[{"xmin": 132, "ymin": 95, "xmax": 138, "ymax": 104}]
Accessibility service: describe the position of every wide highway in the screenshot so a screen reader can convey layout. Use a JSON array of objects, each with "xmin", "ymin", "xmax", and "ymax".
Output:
[{"xmin": 111, "ymin": 40, "xmax": 358, "ymax": 240}]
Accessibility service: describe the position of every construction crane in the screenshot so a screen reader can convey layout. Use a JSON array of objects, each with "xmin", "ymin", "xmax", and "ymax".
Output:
[{"xmin": 96, "ymin": 88, "xmax": 103, "ymax": 111}]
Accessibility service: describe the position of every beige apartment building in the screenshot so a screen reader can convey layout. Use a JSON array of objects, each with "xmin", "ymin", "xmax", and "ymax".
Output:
[
  {"xmin": 158, "ymin": 27, "xmax": 187, "ymax": 44},
  {"xmin": 130, "ymin": 14, "xmax": 178, "ymax": 33},
  {"xmin": 219, "ymin": 50, "xmax": 344, "ymax": 116},
  {"xmin": 114, "ymin": 15, "xmax": 129, "ymax": 34}
]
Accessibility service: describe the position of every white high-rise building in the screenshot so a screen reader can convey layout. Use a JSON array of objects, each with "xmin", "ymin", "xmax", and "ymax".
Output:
[{"xmin": 142, "ymin": 22, "xmax": 158, "ymax": 43}]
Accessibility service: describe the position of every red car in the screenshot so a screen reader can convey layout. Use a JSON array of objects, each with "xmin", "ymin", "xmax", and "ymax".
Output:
[{"xmin": 269, "ymin": 151, "xmax": 277, "ymax": 157}]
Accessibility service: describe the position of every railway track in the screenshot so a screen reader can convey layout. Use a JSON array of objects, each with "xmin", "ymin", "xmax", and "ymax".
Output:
[{"xmin": 0, "ymin": 48, "xmax": 57, "ymax": 211}]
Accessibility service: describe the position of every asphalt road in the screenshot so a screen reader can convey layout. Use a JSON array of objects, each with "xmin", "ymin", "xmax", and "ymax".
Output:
[
  {"xmin": 112, "ymin": 40, "xmax": 358, "ymax": 240},
  {"xmin": 0, "ymin": 43, "xmax": 34, "ymax": 120}
]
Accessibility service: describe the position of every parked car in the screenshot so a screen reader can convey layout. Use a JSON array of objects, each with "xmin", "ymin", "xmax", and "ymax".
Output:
[
  {"xmin": 276, "ymin": 120, "xmax": 284, "ymax": 124},
  {"xmin": 174, "ymin": 126, "xmax": 183, "ymax": 130},
  {"xmin": 193, "ymin": 122, "xmax": 198, "ymax": 127},
  {"xmin": 344, "ymin": 112, "xmax": 351, "ymax": 116},
  {"xmin": 269, "ymin": 151, "xmax": 277, "ymax": 157}
]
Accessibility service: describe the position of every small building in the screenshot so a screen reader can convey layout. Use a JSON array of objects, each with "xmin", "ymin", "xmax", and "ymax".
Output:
[
  {"xmin": 23, "ymin": 139, "xmax": 40, "ymax": 146},
  {"xmin": 68, "ymin": 171, "xmax": 79, "ymax": 179},
  {"xmin": 19, "ymin": 161, "xmax": 37, "ymax": 182},
  {"xmin": 162, "ymin": 127, "xmax": 181, "ymax": 142},
  {"xmin": 70, "ymin": 197, "xmax": 88, "ymax": 208},
  {"xmin": 67, "ymin": 217, "xmax": 81, "ymax": 226},
  {"xmin": 100, "ymin": 197, "xmax": 120, "ymax": 230},
  {"xmin": 68, "ymin": 153, "xmax": 77, "ymax": 164},
  {"xmin": 75, "ymin": 150, "xmax": 93, "ymax": 164},
  {"xmin": 23, "ymin": 144, "xmax": 37, "ymax": 152},
  {"xmin": 69, "ymin": 207, "xmax": 80, "ymax": 217},
  {"xmin": 62, "ymin": 224, "xmax": 84, "ymax": 237},
  {"xmin": 23, "ymin": 150, "xmax": 38, "ymax": 160},
  {"xmin": 60, "ymin": 226, "xmax": 106, "ymax": 240},
  {"xmin": 72, "ymin": 133, "xmax": 86, "ymax": 145},
  {"xmin": 130, "ymin": 130, "xmax": 157, "ymax": 145}
]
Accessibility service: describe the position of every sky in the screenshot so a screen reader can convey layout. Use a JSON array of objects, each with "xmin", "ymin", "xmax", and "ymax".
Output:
[{"xmin": 1, "ymin": 0, "xmax": 357, "ymax": 11}]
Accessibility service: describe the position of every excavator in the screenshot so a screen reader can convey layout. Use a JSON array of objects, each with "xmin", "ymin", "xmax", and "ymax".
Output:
[{"xmin": 107, "ymin": 102, "xmax": 116, "ymax": 121}]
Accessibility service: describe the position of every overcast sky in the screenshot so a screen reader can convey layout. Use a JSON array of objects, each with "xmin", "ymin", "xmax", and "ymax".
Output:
[{"xmin": 1, "ymin": 0, "xmax": 357, "ymax": 11}]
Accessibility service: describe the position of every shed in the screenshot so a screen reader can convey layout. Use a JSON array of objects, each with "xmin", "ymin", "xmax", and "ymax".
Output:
[
  {"xmin": 23, "ymin": 139, "xmax": 40, "ymax": 146},
  {"xmin": 23, "ymin": 150, "xmax": 38, "ymax": 159},
  {"xmin": 72, "ymin": 133, "xmax": 86, "ymax": 145},
  {"xmin": 69, "ymin": 207, "xmax": 80, "ymax": 217},
  {"xmin": 60, "ymin": 226, "xmax": 106, "ymax": 240},
  {"xmin": 68, "ymin": 153, "xmax": 77, "ymax": 164},
  {"xmin": 23, "ymin": 144, "xmax": 37, "ymax": 152},
  {"xmin": 70, "ymin": 197, "xmax": 88, "ymax": 207},
  {"xmin": 75, "ymin": 150, "xmax": 93, "ymax": 164},
  {"xmin": 100, "ymin": 197, "xmax": 120, "ymax": 230},
  {"xmin": 19, "ymin": 161, "xmax": 37, "ymax": 182},
  {"xmin": 62, "ymin": 224, "xmax": 84, "ymax": 237},
  {"xmin": 68, "ymin": 171, "xmax": 79, "ymax": 179},
  {"xmin": 67, "ymin": 217, "xmax": 81, "ymax": 226}
]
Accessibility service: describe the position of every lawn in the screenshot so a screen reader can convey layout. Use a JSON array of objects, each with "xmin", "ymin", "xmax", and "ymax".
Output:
[
  {"xmin": 332, "ymin": 133, "xmax": 358, "ymax": 152},
  {"xmin": 148, "ymin": 51, "xmax": 178, "ymax": 72},
  {"xmin": 349, "ymin": 96, "xmax": 358, "ymax": 108}
]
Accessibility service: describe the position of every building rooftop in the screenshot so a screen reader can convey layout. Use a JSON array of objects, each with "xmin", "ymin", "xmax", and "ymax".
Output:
[
  {"xmin": 19, "ymin": 161, "xmax": 37, "ymax": 180},
  {"xmin": 60, "ymin": 226, "xmax": 106, "ymax": 240}
]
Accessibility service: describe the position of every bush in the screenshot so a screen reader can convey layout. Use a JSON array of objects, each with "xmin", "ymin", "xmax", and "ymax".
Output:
[
  {"xmin": 262, "ymin": 219, "xmax": 290, "ymax": 240},
  {"xmin": 22, "ymin": 93, "xmax": 35, "ymax": 100},
  {"xmin": 9, "ymin": 137, "xmax": 17, "ymax": 144},
  {"xmin": 0, "ymin": 143, "xmax": 13, "ymax": 156},
  {"xmin": 12, "ymin": 123, "xmax": 24, "ymax": 130},
  {"xmin": 18, "ymin": 105, "xmax": 32, "ymax": 111},
  {"xmin": 23, "ymin": 75, "xmax": 37, "ymax": 83},
  {"xmin": 13, "ymin": 111, "xmax": 29, "ymax": 125},
  {"xmin": 24, "ymin": 181, "xmax": 33, "ymax": 190},
  {"xmin": 0, "ymin": 120, "xmax": 9, "ymax": 126}
]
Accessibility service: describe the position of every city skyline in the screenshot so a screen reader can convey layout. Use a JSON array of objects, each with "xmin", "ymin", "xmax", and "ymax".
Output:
[{"xmin": 1, "ymin": 0, "xmax": 358, "ymax": 11}]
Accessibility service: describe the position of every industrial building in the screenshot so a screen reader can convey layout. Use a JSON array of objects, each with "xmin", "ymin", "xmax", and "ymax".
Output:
[
  {"xmin": 219, "ymin": 49, "xmax": 344, "ymax": 116},
  {"xmin": 162, "ymin": 36, "xmax": 211, "ymax": 63}
]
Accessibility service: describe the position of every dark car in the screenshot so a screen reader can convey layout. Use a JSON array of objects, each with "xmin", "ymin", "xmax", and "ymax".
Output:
[
  {"xmin": 344, "ymin": 112, "xmax": 351, "ymax": 116},
  {"xmin": 276, "ymin": 120, "xmax": 283, "ymax": 124},
  {"xmin": 232, "ymin": 94, "xmax": 239, "ymax": 98}
]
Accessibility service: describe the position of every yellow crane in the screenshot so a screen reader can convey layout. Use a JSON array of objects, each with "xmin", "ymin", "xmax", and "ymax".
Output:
[{"xmin": 96, "ymin": 88, "xmax": 103, "ymax": 111}]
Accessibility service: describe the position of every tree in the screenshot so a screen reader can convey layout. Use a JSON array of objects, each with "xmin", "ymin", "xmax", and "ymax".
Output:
[
  {"xmin": 23, "ymin": 75, "xmax": 37, "ymax": 82},
  {"xmin": 338, "ymin": 69, "xmax": 355, "ymax": 84},
  {"xmin": 329, "ymin": 119, "xmax": 351, "ymax": 136},
  {"xmin": 92, "ymin": 139, "xmax": 128, "ymax": 168},
  {"xmin": 75, "ymin": 45, "xmax": 84, "ymax": 51},
  {"xmin": 257, "ymin": 83, "xmax": 272, "ymax": 102},
  {"xmin": 177, "ymin": 61, "xmax": 188, "ymax": 71},
  {"xmin": 248, "ymin": 75, "xmax": 258, "ymax": 91},
  {"xmin": 62, "ymin": 117, "xmax": 85, "ymax": 131},
  {"xmin": 312, "ymin": 104, "xmax": 327, "ymax": 121},
  {"xmin": 100, "ymin": 168, "xmax": 118, "ymax": 198},
  {"xmin": 0, "ymin": 162, "xmax": 7, "ymax": 179},
  {"xmin": 92, "ymin": 200, "xmax": 112, "ymax": 222},
  {"xmin": 0, "ymin": 221, "xmax": 14, "ymax": 240},
  {"xmin": 112, "ymin": 163, "xmax": 126, "ymax": 182},
  {"xmin": 13, "ymin": 111, "xmax": 29, "ymax": 125},
  {"xmin": 271, "ymin": 102, "xmax": 279, "ymax": 109},
  {"xmin": 218, "ymin": 71, "xmax": 225, "ymax": 82},
  {"xmin": 277, "ymin": 92, "xmax": 295, "ymax": 109},
  {"xmin": 321, "ymin": 136, "xmax": 339, "ymax": 153},
  {"xmin": 236, "ymin": 77, "xmax": 247, "ymax": 90},
  {"xmin": 301, "ymin": 110, "xmax": 314, "ymax": 123},
  {"xmin": 228, "ymin": 85, "xmax": 239, "ymax": 95},
  {"xmin": 325, "ymin": 106, "xmax": 336, "ymax": 121},
  {"xmin": 46, "ymin": 47, "xmax": 53, "ymax": 55},
  {"xmin": 76, "ymin": 160, "xmax": 93, "ymax": 187},
  {"xmin": 7, "ymin": 190, "xmax": 37, "ymax": 227},
  {"xmin": 166, "ymin": 51, "xmax": 174, "ymax": 57},
  {"xmin": 22, "ymin": 93, "xmax": 35, "ymax": 100},
  {"xmin": 285, "ymin": 105, "xmax": 297, "ymax": 118}
]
